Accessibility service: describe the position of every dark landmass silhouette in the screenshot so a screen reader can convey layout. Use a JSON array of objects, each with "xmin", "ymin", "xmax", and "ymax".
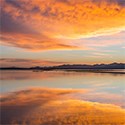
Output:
[{"xmin": 0, "ymin": 63, "xmax": 125, "ymax": 71}]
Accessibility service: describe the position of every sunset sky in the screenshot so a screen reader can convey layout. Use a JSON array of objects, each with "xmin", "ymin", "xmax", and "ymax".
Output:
[{"xmin": 0, "ymin": 0, "xmax": 125, "ymax": 67}]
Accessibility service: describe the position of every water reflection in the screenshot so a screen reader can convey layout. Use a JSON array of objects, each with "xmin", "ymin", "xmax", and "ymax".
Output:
[
  {"xmin": 1, "ymin": 88, "xmax": 125, "ymax": 125},
  {"xmin": 0, "ymin": 70, "xmax": 125, "ymax": 80},
  {"xmin": 0, "ymin": 70, "xmax": 125, "ymax": 124}
]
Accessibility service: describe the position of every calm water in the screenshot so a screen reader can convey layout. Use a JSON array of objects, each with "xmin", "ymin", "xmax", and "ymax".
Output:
[
  {"xmin": 1, "ymin": 70, "xmax": 125, "ymax": 125},
  {"xmin": 0, "ymin": 70, "xmax": 125, "ymax": 107}
]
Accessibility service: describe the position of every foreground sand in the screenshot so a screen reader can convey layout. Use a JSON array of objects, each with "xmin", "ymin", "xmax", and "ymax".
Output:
[{"xmin": 1, "ymin": 88, "xmax": 125, "ymax": 125}]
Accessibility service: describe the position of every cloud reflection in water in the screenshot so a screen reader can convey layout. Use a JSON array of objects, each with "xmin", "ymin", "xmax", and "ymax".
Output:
[{"xmin": 1, "ymin": 88, "xmax": 125, "ymax": 125}]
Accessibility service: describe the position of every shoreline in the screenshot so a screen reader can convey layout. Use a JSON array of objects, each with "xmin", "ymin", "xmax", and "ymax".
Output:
[{"xmin": 1, "ymin": 69, "xmax": 125, "ymax": 74}]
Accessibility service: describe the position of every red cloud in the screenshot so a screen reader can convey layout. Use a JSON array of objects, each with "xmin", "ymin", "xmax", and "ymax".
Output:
[
  {"xmin": 1, "ymin": 0, "xmax": 125, "ymax": 50},
  {"xmin": 0, "ymin": 58, "xmax": 68, "ymax": 67}
]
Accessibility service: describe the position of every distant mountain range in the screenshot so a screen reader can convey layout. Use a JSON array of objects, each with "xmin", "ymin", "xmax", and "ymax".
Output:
[{"xmin": 0, "ymin": 63, "xmax": 125, "ymax": 70}]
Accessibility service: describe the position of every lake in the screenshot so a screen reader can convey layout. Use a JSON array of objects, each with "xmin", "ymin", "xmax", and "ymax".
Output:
[{"xmin": 0, "ymin": 70, "xmax": 125, "ymax": 125}]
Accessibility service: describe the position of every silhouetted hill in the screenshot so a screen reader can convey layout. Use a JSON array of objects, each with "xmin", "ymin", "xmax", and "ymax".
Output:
[
  {"xmin": 0, "ymin": 63, "xmax": 125, "ymax": 70},
  {"xmin": 55, "ymin": 63, "xmax": 125, "ymax": 69}
]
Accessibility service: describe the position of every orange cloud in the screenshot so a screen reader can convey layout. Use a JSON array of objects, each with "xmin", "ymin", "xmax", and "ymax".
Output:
[
  {"xmin": 0, "ymin": 33, "xmax": 79, "ymax": 51},
  {"xmin": 1, "ymin": 0, "xmax": 125, "ymax": 50},
  {"xmin": 0, "ymin": 58, "xmax": 68, "ymax": 67},
  {"xmin": 1, "ymin": 88, "xmax": 125, "ymax": 125}
]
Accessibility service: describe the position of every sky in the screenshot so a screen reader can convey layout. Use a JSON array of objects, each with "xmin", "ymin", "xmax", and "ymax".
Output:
[{"xmin": 0, "ymin": 0, "xmax": 125, "ymax": 67}]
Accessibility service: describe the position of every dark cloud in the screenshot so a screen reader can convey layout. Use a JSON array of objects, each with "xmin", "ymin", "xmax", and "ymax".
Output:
[
  {"xmin": 117, "ymin": 0, "xmax": 125, "ymax": 6},
  {"xmin": 31, "ymin": 6, "xmax": 41, "ymax": 13},
  {"xmin": 0, "ymin": 10, "xmax": 39, "ymax": 35},
  {"xmin": 5, "ymin": 0, "xmax": 22, "ymax": 9}
]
